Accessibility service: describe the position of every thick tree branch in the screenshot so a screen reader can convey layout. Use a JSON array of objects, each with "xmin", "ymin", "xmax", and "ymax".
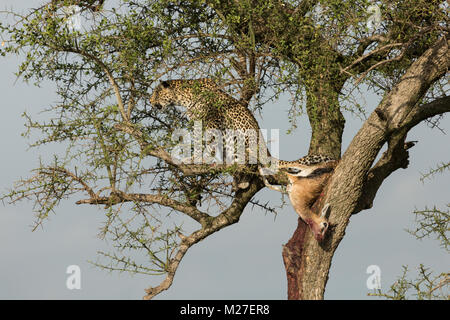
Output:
[
  {"xmin": 357, "ymin": 95, "xmax": 450, "ymax": 212},
  {"xmin": 355, "ymin": 95, "xmax": 450, "ymax": 212},
  {"xmin": 354, "ymin": 133, "xmax": 414, "ymax": 213},
  {"xmin": 400, "ymin": 95, "xmax": 450, "ymax": 130},
  {"xmin": 76, "ymin": 191, "xmax": 211, "ymax": 225},
  {"xmin": 329, "ymin": 36, "xmax": 449, "ymax": 226},
  {"xmin": 288, "ymin": 35, "xmax": 449, "ymax": 299},
  {"xmin": 382, "ymin": 38, "xmax": 449, "ymax": 130},
  {"xmin": 143, "ymin": 179, "xmax": 263, "ymax": 299}
]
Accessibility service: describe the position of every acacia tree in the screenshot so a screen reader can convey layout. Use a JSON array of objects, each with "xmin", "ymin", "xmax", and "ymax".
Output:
[{"xmin": 1, "ymin": 0, "xmax": 448, "ymax": 299}]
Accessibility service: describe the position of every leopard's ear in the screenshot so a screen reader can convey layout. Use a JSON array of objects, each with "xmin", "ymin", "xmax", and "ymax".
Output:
[{"xmin": 161, "ymin": 80, "xmax": 170, "ymax": 88}]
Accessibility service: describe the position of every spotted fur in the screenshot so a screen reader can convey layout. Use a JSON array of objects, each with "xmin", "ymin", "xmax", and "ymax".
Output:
[
  {"xmin": 150, "ymin": 78, "xmax": 263, "ymax": 137},
  {"xmin": 278, "ymin": 154, "xmax": 335, "ymax": 168},
  {"xmin": 150, "ymin": 79, "xmax": 337, "ymax": 192},
  {"xmin": 150, "ymin": 79, "xmax": 276, "ymax": 167}
]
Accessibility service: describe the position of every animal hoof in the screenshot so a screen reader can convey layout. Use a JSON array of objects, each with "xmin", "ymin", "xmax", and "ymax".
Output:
[
  {"xmin": 320, "ymin": 222, "xmax": 328, "ymax": 233},
  {"xmin": 238, "ymin": 182, "xmax": 250, "ymax": 189},
  {"xmin": 321, "ymin": 203, "xmax": 330, "ymax": 218},
  {"xmin": 259, "ymin": 167, "xmax": 276, "ymax": 176}
]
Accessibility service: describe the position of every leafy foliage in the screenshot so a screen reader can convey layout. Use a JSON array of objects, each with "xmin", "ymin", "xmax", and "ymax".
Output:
[{"xmin": 0, "ymin": 0, "xmax": 448, "ymax": 298}]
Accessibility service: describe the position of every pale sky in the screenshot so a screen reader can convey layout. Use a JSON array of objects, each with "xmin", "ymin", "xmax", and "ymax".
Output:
[{"xmin": 0, "ymin": 1, "xmax": 448, "ymax": 299}]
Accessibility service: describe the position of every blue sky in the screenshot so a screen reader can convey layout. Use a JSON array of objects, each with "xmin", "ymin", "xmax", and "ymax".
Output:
[{"xmin": 0, "ymin": 1, "xmax": 448, "ymax": 299}]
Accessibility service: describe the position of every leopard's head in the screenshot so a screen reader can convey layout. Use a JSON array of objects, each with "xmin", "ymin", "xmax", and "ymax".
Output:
[
  {"xmin": 150, "ymin": 79, "xmax": 217, "ymax": 110},
  {"xmin": 150, "ymin": 80, "xmax": 178, "ymax": 109}
]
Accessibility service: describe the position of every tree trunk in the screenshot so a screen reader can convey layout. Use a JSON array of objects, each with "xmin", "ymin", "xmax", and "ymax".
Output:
[
  {"xmin": 282, "ymin": 218, "xmax": 312, "ymax": 300},
  {"xmin": 306, "ymin": 81, "xmax": 345, "ymax": 159},
  {"xmin": 282, "ymin": 36, "xmax": 449, "ymax": 300},
  {"xmin": 282, "ymin": 78, "xmax": 344, "ymax": 299},
  {"xmin": 283, "ymin": 192, "xmax": 336, "ymax": 299}
]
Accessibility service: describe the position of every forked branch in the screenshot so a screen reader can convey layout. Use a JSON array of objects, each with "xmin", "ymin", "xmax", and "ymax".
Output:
[{"xmin": 143, "ymin": 180, "xmax": 263, "ymax": 299}]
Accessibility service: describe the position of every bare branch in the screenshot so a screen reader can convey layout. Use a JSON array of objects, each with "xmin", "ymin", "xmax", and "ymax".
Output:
[
  {"xmin": 143, "ymin": 180, "xmax": 263, "ymax": 299},
  {"xmin": 76, "ymin": 191, "xmax": 211, "ymax": 225},
  {"xmin": 354, "ymin": 95, "xmax": 450, "ymax": 213},
  {"xmin": 341, "ymin": 42, "xmax": 404, "ymax": 76},
  {"xmin": 354, "ymin": 133, "xmax": 415, "ymax": 213}
]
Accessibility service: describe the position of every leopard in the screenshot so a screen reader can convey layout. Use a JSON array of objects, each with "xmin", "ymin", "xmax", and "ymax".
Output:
[
  {"xmin": 150, "ymin": 78, "xmax": 338, "ymax": 239},
  {"xmin": 149, "ymin": 78, "xmax": 336, "ymax": 189}
]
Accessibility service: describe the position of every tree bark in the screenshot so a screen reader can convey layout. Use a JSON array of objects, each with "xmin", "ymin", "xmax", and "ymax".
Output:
[
  {"xmin": 306, "ymin": 81, "xmax": 345, "ymax": 159},
  {"xmin": 283, "ymin": 36, "xmax": 449, "ymax": 300}
]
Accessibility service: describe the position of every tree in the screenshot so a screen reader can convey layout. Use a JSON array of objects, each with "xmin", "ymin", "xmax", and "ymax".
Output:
[{"xmin": 0, "ymin": 0, "xmax": 448, "ymax": 299}]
